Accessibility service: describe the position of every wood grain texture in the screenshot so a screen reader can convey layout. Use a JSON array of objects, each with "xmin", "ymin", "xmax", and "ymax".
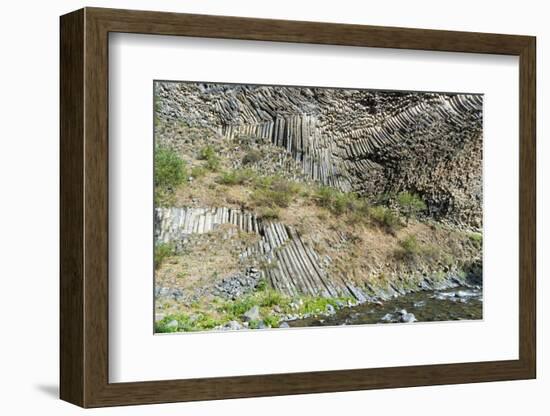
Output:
[
  {"xmin": 59, "ymin": 8, "xmax": 84, "ymax": 407},
  {"xmin": 59, "ymin": 7, "xmax": 537, "ymax": 408},
  {"xmin": 518, "ymin": 38, "xmax": 537, "ymax": 376}
]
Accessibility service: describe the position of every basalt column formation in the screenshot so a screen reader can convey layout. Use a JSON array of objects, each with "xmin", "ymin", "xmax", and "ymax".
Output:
[{"xmin": 156, "ymin": 82, "xmax": 483, "ymax": 228}]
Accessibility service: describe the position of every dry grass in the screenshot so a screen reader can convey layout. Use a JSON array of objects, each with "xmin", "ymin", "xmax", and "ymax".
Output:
[{"xmin": 154, "ymin": 224, "xmax": 260, "ymax": 293}]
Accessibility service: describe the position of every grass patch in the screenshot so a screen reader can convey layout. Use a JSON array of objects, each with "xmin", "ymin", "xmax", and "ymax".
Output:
[
  {"xmin": 190, "ymin": 165, "xmax": 208, "ymax": 179},
  {"xmin": 251, "ymin": 176, "xmax": 301, "ymax": 209},
  {"xmin": 157, "ymin": 283, "xmax": 356, "ymax": 333},
  {"xmin": 219, "ymin": 296, "xmax": 258, "ymax": 320},
  {"xmin": 315, "ymin": 186, "xmax": 356, "ymax": 215},
  {"xmin": 370, "ymin": 205, "xmax": 402, "ymax": 234},
  {"xmin": 262, "ymin": 314, "xmax": 280, "ymax": 328},
  {"xmin": 155, "ymin": 313, "xmax": 224, "ymax": 333},
  {"xmin": 218, "ymin": 168, "xmax": 254, "ymax": 186},
  {"xmin": 154, "ymin": 242, "xmax": 175, "ymax": 270},
  {"xmin": 393, "ymin": 235, "xmax": 454, "ymax": 266}
]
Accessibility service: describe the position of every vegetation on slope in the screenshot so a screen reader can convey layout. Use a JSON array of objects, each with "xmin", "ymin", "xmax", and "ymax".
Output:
[{"xmin": 153, "ymin": 122, "xmax": 482, "ymax": 332}]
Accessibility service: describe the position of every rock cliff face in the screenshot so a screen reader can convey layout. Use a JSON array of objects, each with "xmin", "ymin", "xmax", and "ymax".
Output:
[
  {"xmin": 156, "ymin": 82, "xmax": 483, "ymax": 228},
  {"xmin": 155, "ymin": 205, "xmax": 480, "ymax": 303}
]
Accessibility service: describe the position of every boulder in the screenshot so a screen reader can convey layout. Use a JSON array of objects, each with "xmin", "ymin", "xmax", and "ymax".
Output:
[
  {"xmin": 166, "ymin": 319, "xmax": 179, "ymax": 330},
  {"xmin": 223, "ymin": 320, "xmax": 243, "ymax": 331},
  {"xmin": 243, "ymin": 305, "xmax": 261, "ymax": 322},
  {"xmin": 398, "ymin": 309, "xmax": 417, "ymax": 323}
]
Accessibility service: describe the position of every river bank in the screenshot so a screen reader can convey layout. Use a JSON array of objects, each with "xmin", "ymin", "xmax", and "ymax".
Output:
[
  {"xmin": 155, "ymin": 271, "xmax": 482, "ymax": 333},
  {"xmin": 286, "ymin": 285, "xmax": 482, "ymax": 328}
]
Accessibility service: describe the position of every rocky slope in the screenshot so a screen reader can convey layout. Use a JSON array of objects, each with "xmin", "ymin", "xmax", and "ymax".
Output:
[
  {"xmin": 156, "ymin": 82, "xmax": 483, "ymax": 228},
  {"xmin": 155, "ymin": 206, "xmax": 481, "ymax": 304},
  {"xmin": 153, "ymin": 81, "xmax": 483, "ymax": 325}
]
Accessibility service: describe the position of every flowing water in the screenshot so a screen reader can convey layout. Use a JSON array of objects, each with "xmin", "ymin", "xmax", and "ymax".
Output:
[{"xmin": 286, "ymin": 286, "xmax": 483, "ymax": 328}]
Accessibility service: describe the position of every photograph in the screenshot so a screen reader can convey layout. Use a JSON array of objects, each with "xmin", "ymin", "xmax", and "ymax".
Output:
[{"xmin": 153, "ymin": 81, "xmax": 484, "ymax": 333}]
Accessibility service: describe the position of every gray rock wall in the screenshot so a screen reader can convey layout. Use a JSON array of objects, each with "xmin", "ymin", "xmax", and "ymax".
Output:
[
  {"xmin": 155, "ymin": 82, "xmax": 483, "ymax": 228},
  {"xmin": 155, "ymin": 207, "xmax": 361, "ymax": 299},
  {"xmin": 155, "ymin": 207, "xmax": 476, "ymax": 302}
]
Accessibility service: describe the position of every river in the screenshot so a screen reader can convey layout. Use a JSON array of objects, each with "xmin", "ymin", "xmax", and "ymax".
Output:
[{"xmin": 286, "ymin": 286, "xmax": 483, "ymax": 328}]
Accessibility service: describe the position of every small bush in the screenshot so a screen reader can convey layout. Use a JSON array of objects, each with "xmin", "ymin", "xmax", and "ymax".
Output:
[
  {"xmin": 218, "ymin": 169, "xmax": 253, "ymax": 186},
  {"xmin": 251, "ymin": 177, "xmax": 301, "ymax": 208},
  {"xmin": 314, "ymin": 186, "xmax": 370, "ymax": 221},
  {"xmin": 242, "ymin": 149, "xmax": 263, "ymax": 165},
  {"xmin": 198, "ymin": 145, "xmax": 220, "ymax": 171},
  {"xmin": 256, "ymin": 279, "xmax": 268, "ymax": 291},
  {"xmin": 394, "ymin": 235, "xmax": 421, "ymax": 261},
  {"xmin": 258, "ymin": 290, "xmax": 285, "ymax": 307},
  {"xmin": 154, "ymin": 242, "xmax": 174, "ymax": 270},
  {"xmin": 263, "ymin": 314, "xmax": 280, "ymax": 328},
  {"xmin": 155, "ymin": 146, "xmax": 187, "ymax": 205},
  {"xmin": 370, "ymin": 206, "xmax": 401, "ymax": 233},
  {"xmin": 468, "ymin": 232, "xmax": 483, "ymax": 248},
  {"xmin": 190, "ymin": 165, "xmax": 208, "ymax": 179},
  {"xmin": 251, "ymin": 189, "xmax": 289, "ymax": 208},
  {"xmin": 256, "ymin": 207, "xmax": 281, "ymax": 220},
  {"xmin": 396, "ymin": 191, "xmax": 426, "ymax": 224},
  {"xmin": 220, "ymin": 297, "xmax": 257, "ymax": 320},
  {"xmin": 400, "ymin": 235, "xmax": 421, "ymax": 253},
  {"xmin": 296, "ymin": 296, "xmax": 352, "ymax": 315}
]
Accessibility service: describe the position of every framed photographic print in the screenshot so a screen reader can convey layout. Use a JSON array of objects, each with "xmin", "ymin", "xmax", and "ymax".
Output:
[{"xmin": 60, "ymin": 7, "xmax": 536, "ymax": 408}]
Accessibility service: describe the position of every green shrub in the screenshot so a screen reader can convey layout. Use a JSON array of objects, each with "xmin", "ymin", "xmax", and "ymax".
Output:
[
  {"xmin": 468, "ymin": 232, "xmax": 483, "ymax": 248},
  {"xmin": 256, "ymin": 207, "xmax": 281, "ymax": 220},
  {"xmin": 242, "ymin": 149, "xmax": 263, "ymax": 165},
  {"xmin": 296, "ymin": 296, "xmax": 352, "ymax": 315},
  {"xmin": 400, "ymin": 235, "xmax": 421, "ymax": 253},
  {"xmin": 394, "ymin": 235, "xmax": 421, "ymax": 261},
  {"xmin": 396, "ymin": 191, "xmax": 426, "ymax": 224},
  {"xmin": 346, "ymin": 199, "xmax": 371, "ymax": 224},
  {"xmin": 154, "ymin": 146, "xmax": 187, "ymax": 203},
  {"xmin": 248, "ymin": 320, "xmax": 263, "ymax": 329},
  {"xmin": 315, "ymin": 186, "xmax": 348, "ymax": 214},
  {"xmin": 190, "ymin": 165, "xmax": 208, "ymax": 179},
  {"xmin": 263, "ymin": 314, "xmax": 280, "ymax": 328},
  {"xmin": 154, "ymin": 242, "xmax": 174, "ymax": 270},
  {"xmin": 370, "ymin": 206, "xmax": 401, "ymax": 233},
  {"xmin": 252, "ymin": 189, "xmax": 290, "ymax": 208},
  {"xmin": 154, "ymin": 318, "xmax": 179, "ymax": 333},
  {"xmin": 251, "ymin": 177, "xmax": 301, "ymax": 208},
  {"xmin": 258, "ymin": 290, "xmax": 285, "ymax": 307},
  {"xmin": 256, "ymin": 279, "xmax": 268, "ymax": 291},
  {"xmin": 218, "ymin": 169, "xmax": 253, "ymax": 185},
  {"xmin": 252, "ymin": 175, "xmax": 275, "ymax": 189},
  {"xmin": 314, "ymin": 186, "xmax": 369, "ymax": 219},
  {"xmin": 198, "ymin": 145, "xmax": 220, "ymax": 171},
  {"xmin": 220, "ymin": 297, "xmax": 257, "ymax": 320}
]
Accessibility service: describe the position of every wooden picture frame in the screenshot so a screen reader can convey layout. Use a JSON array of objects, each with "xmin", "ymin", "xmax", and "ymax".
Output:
[{"xmin": 60, "ymin": 7, "xmax": 536, "ymax": 408}]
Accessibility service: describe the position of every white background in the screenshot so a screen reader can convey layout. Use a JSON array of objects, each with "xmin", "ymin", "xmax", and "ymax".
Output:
[
  {"xmin": 0, "ymin": 0, "xmax": 546, "ymax": 415},
  {"xmin": 110, "ymin": 34, "xmax": 518, "ymax": 382}
]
